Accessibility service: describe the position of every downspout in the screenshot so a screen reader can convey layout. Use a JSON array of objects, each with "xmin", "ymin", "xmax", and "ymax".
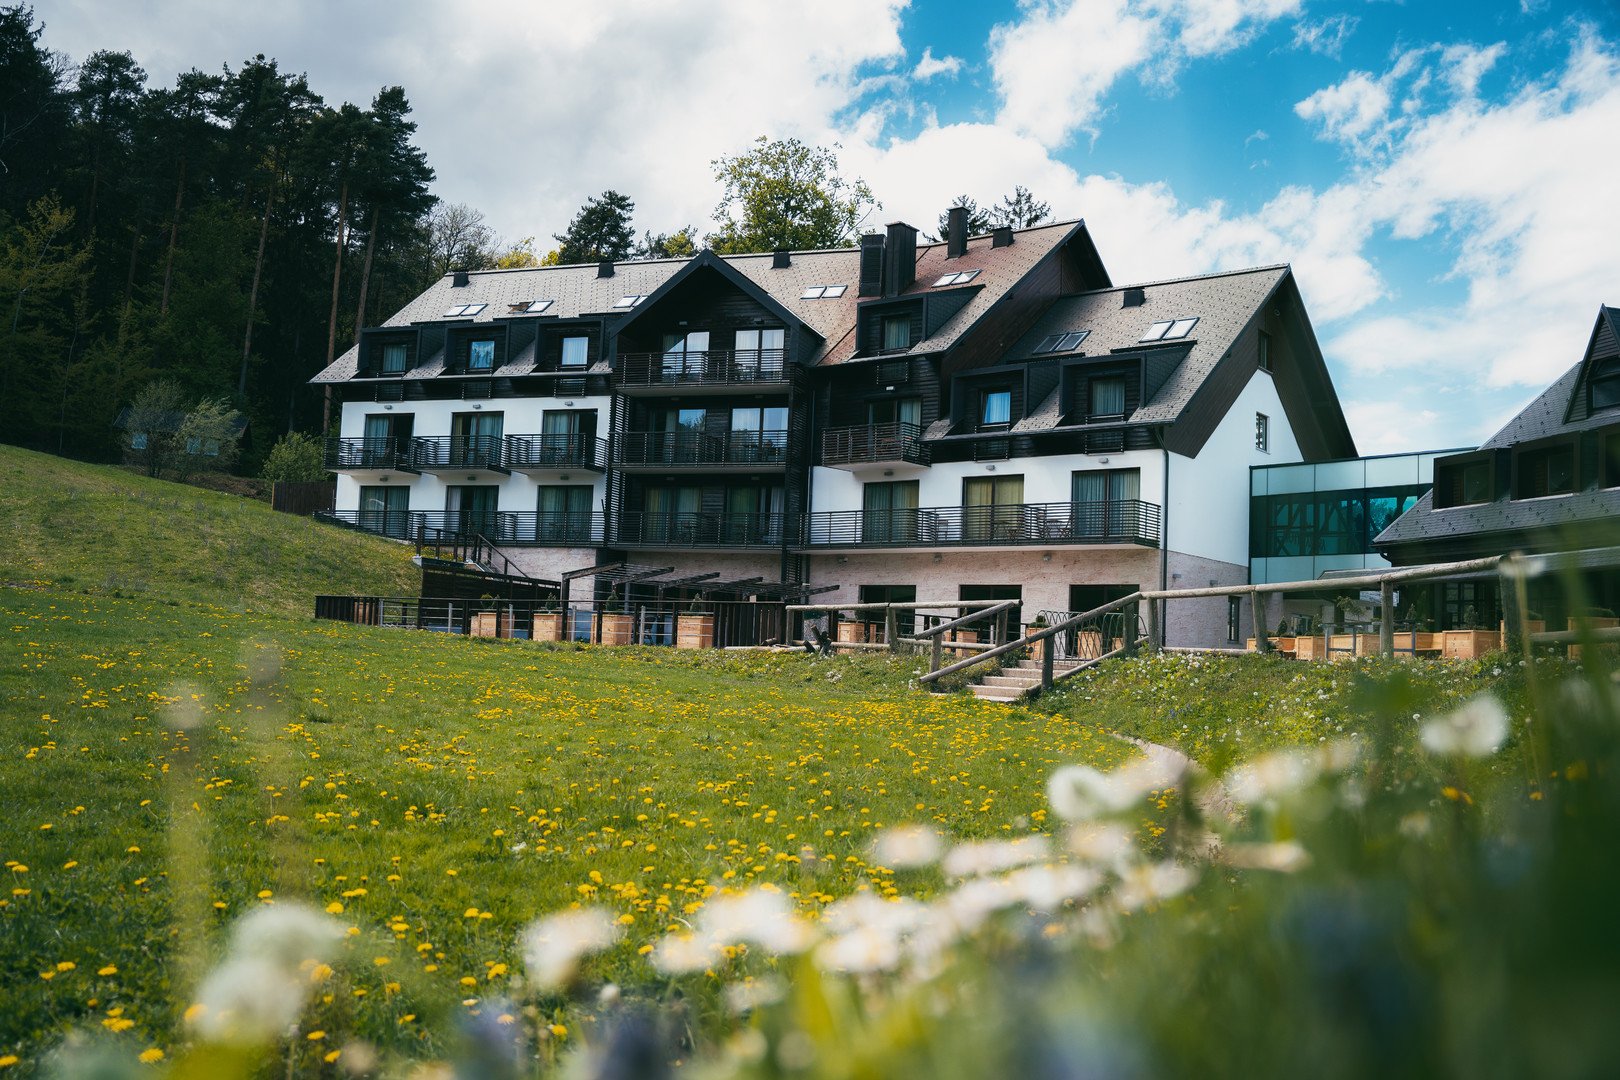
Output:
[{"xmin": 1159, "ymin": 436, "xmax": 1170, "ymax": 646}]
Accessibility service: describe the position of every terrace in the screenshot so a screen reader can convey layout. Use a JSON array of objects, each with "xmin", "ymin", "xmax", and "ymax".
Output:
[{"xmin": 800, "ymin": 499, "xmax": 1162, "ymax": 550}]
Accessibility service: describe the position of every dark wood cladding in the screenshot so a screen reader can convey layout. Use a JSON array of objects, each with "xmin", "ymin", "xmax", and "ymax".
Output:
[
  {"xmin": 1568, "ymin": 315, "xmax": 1619, "ymax": 424},
  {"xmin": 817, "ymin": 356, "xmax": 942, "ymax": 430},
  {"xmin": 940, "ymin": 239, "xmax": 1102, "ymax": 382},
  {"xmin": 614, "ymin": 272, "xmax": 788, "ymax": 358}
]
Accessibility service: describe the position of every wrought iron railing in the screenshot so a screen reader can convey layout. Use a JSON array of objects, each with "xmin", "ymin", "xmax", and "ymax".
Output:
[
  {"xmin": 613, "ymin": 511, "xmax": 788, "ymax": 548},
  {"xmin": 317, "ymin": 509, "xmax": 605, "ymax": 546},
  {"xmin": 801, "ymin": 499, "xmax": 1161, "ymax": 547},
  {"xmin": 618, "ymin": 349, "xmax": 790, "ymax": 387},
  {"xmin": 820, "ymin": 422, "xmax": 927, "ymax": 467},
  {"xmin": 615, "ymin": 429, "xmax": 795, "ymax": 467},
  {"xmin": 503, "ymin": 433, "xmax": 607, "ymax": 471}
]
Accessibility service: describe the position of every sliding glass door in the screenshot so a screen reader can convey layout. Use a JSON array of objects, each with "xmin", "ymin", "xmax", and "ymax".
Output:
[
  {"xmin": 862, "ymin": 480, "xmax": 920, "ymax": 543},
  {"xmin": 962, "ymin": 475, "xmax": 1024, "ymax": 541}
]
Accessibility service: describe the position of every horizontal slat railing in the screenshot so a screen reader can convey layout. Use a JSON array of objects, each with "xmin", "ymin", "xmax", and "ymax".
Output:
[
  {"xmin": 615, "ymin": 430, "xmax": 797, "ymax": 467},
  {"xmin": 317, "ymin": 510, "xmax": 606, "ymax": 546},
  {"xmin": 408, "ymin": 434, "xmax": 506, "ymax": 471},
  {"xmin": 821, "ymin": 422, "xmax": 928, "ymax": 467},
  {"xmin": 619, "ymin": 349, "xmax": 790, "ymax": 387},
  {"xmin": 503, "ymin": 434, "xmax": 607, "ymax": 471},
  {"xmin": 323, "ymin": 436, "xmax": 412, "ymax": 471},
  {"xmin": 802, "ymin": 499, "xmax": 1161, "ymax": 548},
  {"xmin": 613, "ymin": 511, "xmax": 788, "ymax": 548}
]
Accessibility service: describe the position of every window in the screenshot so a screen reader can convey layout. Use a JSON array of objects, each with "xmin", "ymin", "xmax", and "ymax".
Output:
[
  {"xmin": 450, "ymin": 411, "xmax": 503, "ymax": 467},
  {"xmin": 862, "ymin": 480, "xmax": 920, "ymax": 543},
  {"xmin": 882, "ymin": 315, "xmax": 911, "ymax": 352},
  {"xmin": 931, "ymin": 269, "xmax": 981, "ymax": 287},
  {"xmin": 729, "ymin": 405, "xmax": 789, "ymax": 462},
  {"xmin": 612, "ymin": 294, "xmax": 648, "ymax": 308},
  {"xmin": 1072, "ymin": 468, "xmax": 1141, "ymax": 539},
  {"xmin": 1255, "ymin": 413, "xmax": 1269, "ymax": 452},
  {"xmin": 799, "ymin": 284, "xmax": 847, "ymax": 299},
  {"xmin": 537, "ymin": 485, "xmax": 594, "ymax": 542},
  {"xmin": 1591, "ymin": 356, "xmax": 1620, "ymax": 413},
  {"xmin": 1515, "ymin": 442, "xmax": 1576, "ymax": 498},
  {"xmin": 129, "ymin": 433, "xmax": 148, "ymax": 450},
  {"xmin": 525, "ymin": 300, "xmax": 553, "ymax": 314},
  {"xmin": 980, "ymin": 390, "xmax": 1011, "ymax": 427},
  {"xmin": 1035, "ymin": 330, "xmax": 1089, "ymax": 354},
  {"xmin": 468, "ymin": 339, "xmax": 496, "ymax": 371},
  {"xmin": 1604, "ymin": 432, "xmax": 1620, "ymax": 488},
  {"xmin": 734, "ymin": 328, "xmax": 786, "ymax": 378},
  {"xmin": 360, "ymin": 485, "xmax": 410, "ymax": 538},
  {"xmin": 963, "ymin": 474, "xmax": 1024, "ymax": 541},
  {"xmin": 1089, "ymin": 376, "xmax": 1126, "ymax": 419},
  {"xmin": 1140, "ymin": 316, "xmax": 1199, "ymax": 342},
  {"xmin": 859, "ymin": 585, "xmax": 917, "ymax": 636},
  {"xmin": 661, "ymin": 331, "xmax": 710, "ymax": 379},
  {"xmin": 381, "ymin": 343, "xmax": 408, "ymax": 373},
  {"xmin": 446, "ymin": 485, "xmax": 500, "ymax": 536},
  {"xmin": 1258, "ymin": 330, "xmax": 1272, "ymax": 372},
  {"xmin": 1227, "ymin": 596, "xmax": 1242, "ymax": 643},
  {"xmin": 443, "ymin": 303, "xmax": 486, "ymax": 317},
  {"xmin": 868, "ymin": 397, "xmax": 922, "ymax": 428},
  {"xmin": 1434, "ymin": 458, "xmax": 1493, "ymax": 508},
  {"xmin": 560, "ymin": 336, "xmax": 588, "ymax": 368}
]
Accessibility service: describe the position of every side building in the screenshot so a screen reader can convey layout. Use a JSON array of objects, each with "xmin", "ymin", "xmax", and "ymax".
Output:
[{"xmin": 310, "ymin": 211, "xmax": 1357, "ymax": 646}]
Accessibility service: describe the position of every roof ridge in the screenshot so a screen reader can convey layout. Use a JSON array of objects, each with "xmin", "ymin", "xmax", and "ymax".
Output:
[{"xmin": 1067, "ymin": 263, "xmax": 1291, "ymax": 295}]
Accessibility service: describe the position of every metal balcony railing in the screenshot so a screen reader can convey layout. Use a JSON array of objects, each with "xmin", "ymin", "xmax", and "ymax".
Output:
[
  {"xmin": 801, "ymin": 499, "xmax": 1161, "ymax": 548},
  {"xmin": 613, "ymin": 511, "xmax": 788, "ymax": 548},
  {"xmin": 615, "ymin": 429, "xmax": 795, "ymax": 467},
  {"xmin": 618, "ymin": 349, "xmax": 790, "ymax": 388},
  {"xmin": 820, "ymin": 422, "xmax": 927, "ymax": 467},
  {"xmin": 317, "ymin": 510, "xmax": 606, "ymax": 546},
  {"xmin": 323, "ymin": 436, "xmax": 413, "ymax": 471},
  {"xmin": 503, "ymin": 434, "xmax": 607, "ymax": 471},
  {"xmin": 408, "ymin": 435, "xmax": 506, "ymax": 472}
]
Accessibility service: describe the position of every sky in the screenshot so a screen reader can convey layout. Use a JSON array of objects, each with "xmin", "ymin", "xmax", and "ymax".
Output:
[{"xmin": 37, "ymin": 0, "xmax": 1620, "ymax": 455}]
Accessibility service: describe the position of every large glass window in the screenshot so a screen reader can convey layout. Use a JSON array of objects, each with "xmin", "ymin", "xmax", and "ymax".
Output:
[
  {"xmin": 1590, "ymin": 357, "xmax": 1620, "ymax": 413},
  {"xmin": 1072, "ymin": 468, "xmax": 1141, "ymax": 538},
  {"xmin": 661, "ymin": 331, "xmax": 710, "ymax": 379},
  {"xmin": 729, "ymin": 406, "xmax": 789, "ymax": 462},
  {"xmin": 640, "ymin": 486, "xmax": 702, "ymax": 543},
  {"xmin": 962, "ymin": 474, "xmax": 1024, "ymax": 541},
  {"xmin": 450, "ymin": 411, "xmax": 503, "ymax": 467},
  {"xmin": 882, "ymin": 315, "xmax": 911, "ymax": 352},
  {"xmin": 869, "ymin": 397, "xmax": 922, "ymax": 428},
  {"xmin": 381, "ymin": 342, "xmax": 408, "ymax": 373},
  {"xmin": 862, "ymin": 479, "xmax": 920, "ymax": 543},
  {"xmin": 652, "ymin": 407, "xmax": 706, "ymax": 463},
  {"xmin": 560, "ymin": 336, "xmax": 588, "ymax": 368},
  {"xmin": 1515, "ymin": 442, "xmax": 1576, "ymax": 498},
  {"xmin": 725, "ymin": 485, "xmax": 785, "ymax": 543},
  {"xmin": 537, "ymin": 485, "xmax": 594, "ymax": 542},
  {"xmin": 445, "ymin": 485, "xmax": 499, "ymax": 537},
  {"xmin": 981, "ymin": 390, "xmax": 1012, "ymax": 427},
  {"xmin": 734, "ymin": 328, "xmax": 785, "ymax": 378},
  {"xmin": 359, "ymin": 485, "xmax": 410, "ymax": 538},
  {"xmin": 1250, "ymin": 485, "xmax": 1428, "ymax": 559},
  {"xmin": 1089, "ymin": 376, "xmax": 1126, "ymax": 419},
  {"xmin": 468, "ymin": 339, "xmax": 496, "ymax": 371}
]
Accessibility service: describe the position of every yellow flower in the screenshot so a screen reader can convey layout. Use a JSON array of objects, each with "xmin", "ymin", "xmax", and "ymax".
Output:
[
  {"xmin": 325, "ymin": 901, "xmax": 344, "ymax": 915},
  {"xmin": 323, "ymin": 1050, "xmax": 341, "ymax": 1064},
  {"xmin": 138, "ymin": 1048, "xmax": 164, "ymax": 1064},
  {"xmin": 102, "ymin": 1017, "xmax": 135, "ymax": 1033},
  {"xmin": 55, "ymin": 961, "xmax": 76, "ymax": 972},
  {"xmin": 306, "ymin": 1030, "xmax": 326, "ymax": 1041},
  {"xmin": 98, "ymin": 965, "xmax": 118, "ymax": 976},
  {"xmin": 549, "ymin": 1023, "xmax": 568, "ymax": 1038},
  {"xmin": 0, "ymin": 1054, "xmax": 19, "ymax": 1067}
]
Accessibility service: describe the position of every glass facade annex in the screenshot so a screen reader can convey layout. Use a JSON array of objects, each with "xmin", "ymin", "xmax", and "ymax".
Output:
[{"xmin": 1249, "ymin": 450, "xmax": 1467, "ymax": 584}]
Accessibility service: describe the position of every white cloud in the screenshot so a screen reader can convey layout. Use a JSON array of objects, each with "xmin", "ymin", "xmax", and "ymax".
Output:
[
  {"xmin": 1291, "ymin": 14, "xmax": 1358, "ymax": 59},
  {"xmin": 912, "ymin": 47, "xmax": 963, "ymax": 81},
  {"xmin": 1294, "ymin": 72, "xmax": 1394, "ymax": 145},
  {"xmin": 988, "ymin": 0, "xmax": 1301, "ymax": 146}
]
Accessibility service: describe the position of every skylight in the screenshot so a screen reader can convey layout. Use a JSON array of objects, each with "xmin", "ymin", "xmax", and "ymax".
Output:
[
  {"xmin": 1034, "ymin": 330, "xmax": 1090, "ymax": 354},
  {"xmin": 443, "ymin": 303, "xmax": 486, "ymax": 318},
  {"xmin": 524, "ymin": 300, "xmax": 553, "ymax": 314},
  {"xmin": 1140, "ymin": 316, "xmax": 1199, "ymax": 342},
  {"xmin": 612, "ymin": 295, "xmax": 648, "ymax": 309},
  {"xmin": 931, "ymin": 269, "xmax": 981, "ymax": 287},
  {"xmin": 800, "ymin": 284, "xmax": 848, "ymax": 299}
]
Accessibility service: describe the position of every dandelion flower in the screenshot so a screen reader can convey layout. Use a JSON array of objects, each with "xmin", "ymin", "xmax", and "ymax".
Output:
[
  {"xmin": 1223, "ymin": 748, "xmax": 1319, "ymax": 806},
  {"xmin": 650, "ymin": 932, "xmax": 720, "ymax": 975},
  {"xmin": 518, "ymin": 907, "xmax": 619, "ymax": 990},
  {"xmin": 941, "ymin": 837, "xmax": 1050, "ymax": 879},
  {"xmin": 1420, "ymin": 695, "xmax": 1510, "ymax": 757},
  {"xmin": 870, "ymin": 826, "xmax": 943, "ymax": 869},
  {"xmin": 695, "ymin": 889, "xmax": 814, "ymax": 954}
]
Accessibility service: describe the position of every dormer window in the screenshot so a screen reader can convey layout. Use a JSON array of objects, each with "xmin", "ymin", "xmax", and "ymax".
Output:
[
  {"xmin": 981, "ymin": 390, "xmax": 1011, "ymax": 427},
  {"xmin": 560, "ymin": 336, "xmax": 588, "ymax": 368},
  {"xmin": 1141, "ymin": 317, "xmax": 1198, "ymax": 342},
  {"xmin": 1590, "ymin": 355, "xmax": 1620, "ymax": 413},
  {"xmin": 1089, "ymin": 376, "xmax": 1126, "ymax": 420},
  {"xmin": 1515, "ymin": 442, "xmax": 1576, "ymax": 499},
  {"xmin": 1035, "ymin": 330, "xmax": 1089, "ymax": 354},
  {"xmin": 468, "ymin": 339, "xmax": 496, "ymax": 372},
  {"xmin": 381, "ymin": 343, "xmax": 408, "ymax": 374},
  {"xmin": 882, "ymin": 315, "xmax": 911, "ymax": 352},
  {"xmin": 1435, "ymin": 456, "xmax": 1494, "ymax": 508}
]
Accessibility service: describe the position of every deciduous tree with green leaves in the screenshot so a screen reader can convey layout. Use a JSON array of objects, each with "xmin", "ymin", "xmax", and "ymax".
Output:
[{"xmin": 707, "ymin": 137, "xmax": 877, "ymax": 254}]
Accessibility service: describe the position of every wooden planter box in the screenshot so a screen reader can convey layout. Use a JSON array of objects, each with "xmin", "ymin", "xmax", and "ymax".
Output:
[
  {"xmin": 593, "ymin": 613, "xmax": 633, "ymax": 645},
  {"xmin": 1442, "ymin": 630, "xmax": 1501, "ymax": 659},
  {"xmin": 1244, "ymin": 637, "xmax": 1296, "ymax": 654},
  {"xmin": 836, "ymin": 621, "xmax": 867, "ymax": 645},
  {"xmin": 531, "ymin": 613, "xmax": 563, "ymax": 642},
  {"xmin": 1568, "ymin": 617, "xmax": 1619, "ymax": 659},
  {"xmin": 470, "ymin": 611, "xmax": 499, "ymax": 638},
  {"xmin": 676, "ymin": 613, "xmax": 716, "ymax": 650},
  {"xmin": 1293, "ymin": 636, "xmax": 1326, "ymax": 661}
]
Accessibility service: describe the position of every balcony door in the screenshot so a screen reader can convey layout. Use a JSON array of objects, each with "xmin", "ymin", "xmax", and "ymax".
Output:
[
  {"xmin": 361, "ymin": 413, "xmax": 411, "ymax": 467},
  {"xmin": 662, "ymin": 331, "xmax": 710, "ymax": 381},
  {"xmin": 725, "ymin": 485, "xmax": 784, "ymax": 544},
  {"xmin": 538, "ymin": 485, "xmax": 594, "ymax": 543},
  {"xmin": 359, "ymin": 485, "xmax": 409, "ymax": 538},
  {"xmin": 542, "ymin": 409, "xmax": 594, "ymax": 466},
  {"xmin": 651, "ymin": 407, "xmax": 706, "ymax": 464},
  {"xmin": 1072, "ymin": 468, "xmax": 1140, "ymax": 539},
  {"xmin": 445, "ymin": 485, "xmax": 499, "ymax": 538},
  {"xmin": 862, "ymin": 479, "xmax": 919, "ymax": 543},
  {"xmin": 642, "ymin": 486, "xmax": 702, "ymax": 543},
  {"xmin": 729, "ymin": 406, "xmax": 789, "ymax": 463},
  {"xmin": 734, "ymin": 328, "xmax": 785, "ymax": 379},
  {"xmin": 450, "ymin": 411, "xmax": 503, "ymax": 467},
  {"xmin": 962, "ymin": 475, "xmax": 1024, "ymax": 541}
]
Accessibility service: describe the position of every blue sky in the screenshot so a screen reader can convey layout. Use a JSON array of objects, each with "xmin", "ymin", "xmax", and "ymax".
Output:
[{"xmin": 42, "ymin": 0, "xmax": 1620, "ymax": 454}]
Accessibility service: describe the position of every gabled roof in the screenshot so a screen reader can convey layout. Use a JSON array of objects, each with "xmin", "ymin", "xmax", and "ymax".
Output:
[
  {"xmin": 607, "ymin": 249, "xmax": 823, "ymax": 350},
  {"xmin": 1561, "ymin": 304, "xmax": 1620, "ymax": 425}
]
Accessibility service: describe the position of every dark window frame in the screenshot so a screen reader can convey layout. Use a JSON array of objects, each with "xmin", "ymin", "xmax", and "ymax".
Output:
[{"xmin": 1512, "ymin": 437, "xmax": 1578, "ymax": 499}]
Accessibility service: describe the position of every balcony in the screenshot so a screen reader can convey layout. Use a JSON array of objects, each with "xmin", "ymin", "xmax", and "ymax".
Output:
[
  {"xmin": 614, "ymin": 430, "xmax": 796, "ymax": 471},
  {"xmin": 408, "ymin": 435, "xmax": 508, "ymax": 476},
  {"xmin": 613, "ymin": 511, "xmax": 788, "ymax": 549},
  {"xmin": 318, "ymin": 510, "xmax": 605, "ymax": 546},
  {"xmin": 323, "ymin": 437, "xmax": 417, "ymax": 473},
  {"xmin": 800, "ymin": 499, "xmax": 1161, "ymax": 550},
  {"xmin": 821, "ymin": 422, "xmax": 928, "ymax": 470},
  {"xmin": 504, "ymin": 433, "xmax": 607, "ymax": 472},
  {"xmin": 617, "ymin": 349, "xmax": 793, "ymax": 395}
]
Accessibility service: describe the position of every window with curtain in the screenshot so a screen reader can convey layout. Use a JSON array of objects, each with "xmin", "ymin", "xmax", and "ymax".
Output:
[
  {"xmin": 729, "ymin": 406, "xmax": 789, "ymax": 462},
  {"xmin": 869, "ymin": 397, "xmax": 922, "ymax": 428},
  {"xmin": 980, "ymin": 390, "xmax": 1012, "ymax": 427},
  {"xmin": 560, "ymin": 336, "xmax": 588, "ymax": 368},
  {"xmin": 963, "ymin": 474, "xmax": 1024, "ymax": 540},
  {"xmin": 537, "ymin": 485, "xmax": 594, "ymax": 542},
  {"xmin": 360, "ymin": 485, "xmax": 409, "ymax": 537},
  {"xmin": 734, "ymin": 328, "xmax": 785, "ymax": 378},
  {"xmin": 468, "ymin": 339, "xmax": 496, "ymax": 371},
  {"xmin": 661, "ymin": 331, "xmax": 710, "ymax": 379},
  {"xmin": 1089, "ymin": 376, "xmax": 1126, "ymax": 419},
  {"xmin": 446, "ymin": 485, "xmax": 499, "ymax": 536},
  {"xmin": 641, "ymin": 486, "xmax": 702, "ymax": 542},
  {"xmin": 725, "ymin": 486, "xmax": 784, "ymax": 543},
  {"xmin": 381, "ymin": 343, "xmax": 408, "ymax": 373},
  {"xmin": 1072, "ymin": 468, "xmax": 1140, "ymax": 538},
  {"xmin": 450, "ymin": 411, "xmax": 503, "ymax": 466},
  {"xmin": 882, "ymin": 315, "xmax": 911, "ymax": 352},
  {"xmin": 862, "ymin": 480, "xmax": 920, "ymax": 543}
]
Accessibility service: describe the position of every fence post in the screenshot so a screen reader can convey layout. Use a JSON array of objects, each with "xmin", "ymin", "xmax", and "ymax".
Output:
[
  {"xmin": 1041, "ymin": 631, "xmax": 1055, "ymax": 691},
  {"xmin": 1250, "ymin": 591, "xmax": 1270, "ymax": 653},
  {"xmin": 932, "ymin": 631, "xmax": 943, "ymax": 674},
  {"xmin": 1146, "ymin": 598, "xmax": 1161, "ymax": 654},
  {"xmin": 886, "ymin": 605, "xmax": 898, "ymax": 654},
  {"xmin": 1379, "ymin": 581, "xmax": 1394, "ymax": 658},
  {"xmin": 1123, "ymin": 602, "xmax": 1138, "ymax": 658}
]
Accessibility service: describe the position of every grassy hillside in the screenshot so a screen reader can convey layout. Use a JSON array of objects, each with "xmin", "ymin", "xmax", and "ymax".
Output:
[{"xmin": 0, "ymin": 445, "xmax": 418, "ymax": 617}]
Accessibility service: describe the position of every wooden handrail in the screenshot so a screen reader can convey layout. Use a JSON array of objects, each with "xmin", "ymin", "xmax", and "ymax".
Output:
[
  {"xmin": 920, "ymin": 592, "xmax": 1142, "ymax": 685},
  {"xmin": 911, "ymin": 599, "xmax": 1022, "ymax": 639},
  {"xmin": 785, "ymin": 599, "xmax": 1017, "ymax": 613}
]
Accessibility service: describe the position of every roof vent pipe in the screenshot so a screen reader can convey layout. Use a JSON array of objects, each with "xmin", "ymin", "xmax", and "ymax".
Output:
[
  {"xmin": 1122, "ymin": 287, "xmax": 1146, "ymax": 308},
  {"xmin": 597, "ymin": 260, "xmax": 615, "ymax": 278},
  {"xmin": 946, "ymin": 206, "xmax": 969, "ymax": 259},
  {"xmin": 991, "ymin": 226, "xmax": 1014, "ymax": 248},
  {"xmin": 772, "ymin": 248, "xmax": 791, "ymax": 269},
  {"xmin": 451, "ymin": 270, "xmax": 470, "ymax": 287}
]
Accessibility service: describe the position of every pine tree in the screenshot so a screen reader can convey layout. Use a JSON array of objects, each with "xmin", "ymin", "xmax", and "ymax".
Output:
[{"xmin": 553, "ymin": 190, "xmax": 637, "ymax": 264}]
